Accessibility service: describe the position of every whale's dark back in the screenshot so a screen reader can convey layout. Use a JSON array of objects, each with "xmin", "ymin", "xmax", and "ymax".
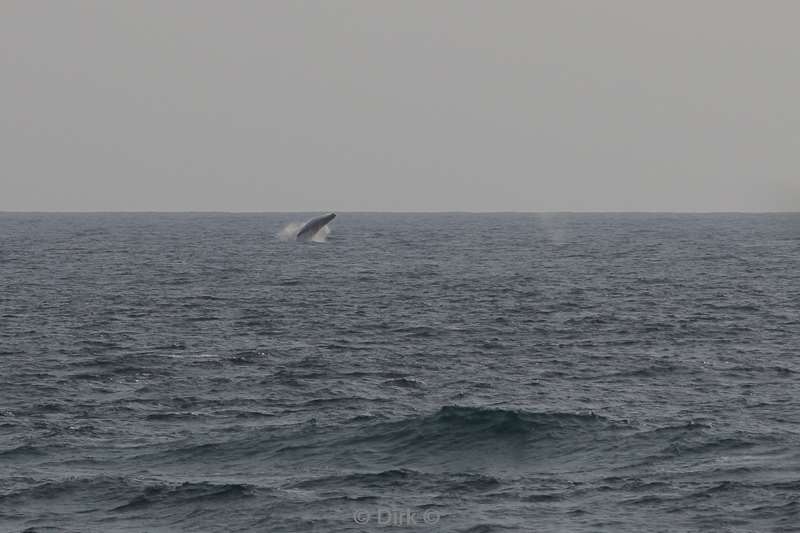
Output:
[{"xmin": 296, "ymin": 213, "xmax": 336, "ymax": 239}]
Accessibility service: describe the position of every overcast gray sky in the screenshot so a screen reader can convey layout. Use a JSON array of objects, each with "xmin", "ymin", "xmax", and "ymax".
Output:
[{"xmin": 2, "ymin": 1, "xmax": 798, "ymax": 212}]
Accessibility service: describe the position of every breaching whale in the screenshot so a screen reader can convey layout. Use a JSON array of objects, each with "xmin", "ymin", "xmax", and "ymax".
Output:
[{"xmin": 296, "ymin": 213, "xmax": 336, "ymax": 241}]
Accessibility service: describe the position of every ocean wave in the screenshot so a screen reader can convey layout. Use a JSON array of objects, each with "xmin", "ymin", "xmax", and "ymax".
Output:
[
  {"xmin": 401, "ymin": 405, "xmax": 612, "ymax": 438},
  {"xmin": 0, "ymin": 444, "xmax": 45, "ymax": 459},
  {"xmin": 383, "ymin": 377, "xmax": 426, "ymax": 388},
  {"xmin": 288, "ymin": 468, "xmax": 501, "ymax": 494},
  {"xmin": 1, "ymin": 475, "xmax": 265, "ymax": 514},
  {"xmin": 289, "ymin": 468, "xmax": 427, "ymax": 490},
  {"xmin": 0, "ymin": 476, "xmax": 134, "ymax": 504},
  {"xmin": 129, "ymin": 406, "xmax": 618, "ymax": 470},
  {"xmin": 331, "ymin": 405, "xmax": 619, "ymax": 466},
  {"xmin": 112, "ymin": 481, "xmax": 259, "ymax": 512}
]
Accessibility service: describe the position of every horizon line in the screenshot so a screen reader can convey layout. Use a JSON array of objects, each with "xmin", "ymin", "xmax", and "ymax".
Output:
[{"xmin": 1, "ymin": 210, "xmax": 799, "ymax": 215}]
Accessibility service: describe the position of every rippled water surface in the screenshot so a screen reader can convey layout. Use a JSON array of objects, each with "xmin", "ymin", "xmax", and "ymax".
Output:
[{"xmin": 1, "ymin": 213, "xmax": 799, "ymax": 532}]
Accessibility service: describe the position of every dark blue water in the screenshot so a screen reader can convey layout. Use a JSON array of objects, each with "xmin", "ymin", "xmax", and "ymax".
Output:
[{"xmin": 1, "ymin": 213, "xmax": 799, "ymax": 532}]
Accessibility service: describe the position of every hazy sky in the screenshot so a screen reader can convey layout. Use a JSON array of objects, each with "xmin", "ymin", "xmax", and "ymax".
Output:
[{"xmin": 2, "ymin": 1, "xmax": 799, "ymax": 212}]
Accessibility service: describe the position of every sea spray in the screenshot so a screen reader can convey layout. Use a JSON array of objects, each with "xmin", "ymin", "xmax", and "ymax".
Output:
[{"xmin": 277, "ymin": 221, "xmax": 331, "ymax": 242}]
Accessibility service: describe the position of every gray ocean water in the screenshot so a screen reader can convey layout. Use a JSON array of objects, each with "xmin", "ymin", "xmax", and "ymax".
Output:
[{"xmin": 1, "ymin": 213, "xmax": 799, "ymax": 533}]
